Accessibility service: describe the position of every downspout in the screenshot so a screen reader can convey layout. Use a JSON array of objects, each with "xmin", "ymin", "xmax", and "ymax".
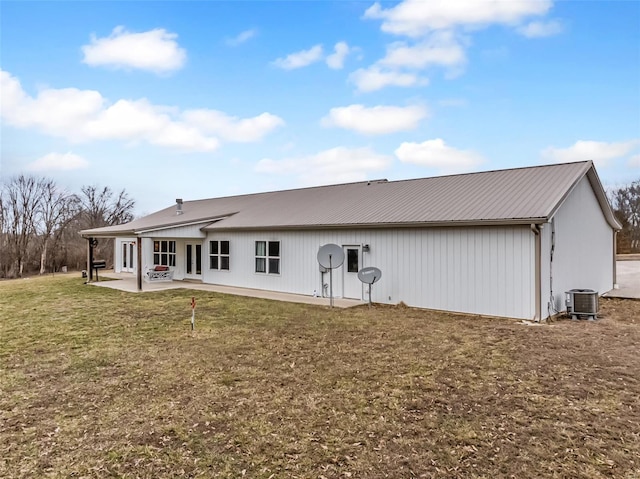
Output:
[{"xmin": 530, "ymin": 224, "xmax": 542, "ymax": 321}]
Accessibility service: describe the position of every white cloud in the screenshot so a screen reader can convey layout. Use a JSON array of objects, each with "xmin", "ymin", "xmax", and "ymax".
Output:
[
  {"xmin": 256, "ymin": 146, "xmax": 392, "ymax": 186},
  {"xmin": 517, "ymin": 19, "xmax": 563, "ymax": 38},
  {"xmin": 349, "ymin": 66, "xmax": 424, "ymax": 92},
  {"xmin": 380, "ymin": 32, "xmax": 466, "ymax": 69},
  {"xmin": 321, "ymin": 104, "xmax": 427, "ymax": 135},
  {"xmin": 27, "ymin": 152, "xmax": 89, "ymax": 172},
  {"xmin": 0, "ymin": 71, "xmax": 104, "ymax": 140},
  {"xmin": 395, "ymin": 138, "xmax": 484, "ymax": 173},
  {"xmin": 182, "ymin": 110, "xmax": 284, "ymax": 142},
  {"xmin": 272, "ymin": 44, "xmax": 324, "ymax": 70},
  {"xmin": 0, "ymin": 69, "xmax": 282, "ymax": 152},
  {"xmin": 226, "ymin": 29, "xmax": 257, "ymax": 46},
  {"xmin": 82, "ymin": 26, "xmax": 187, "ymax": 73},
  {"xmin": 326, "ymin": 42, "xmax": 351, "ymax": 69},
  {"xmin": 541, "ymin": 140, "xmax": 640, "ymax": 168},
  {"xmin": 357, "ymin": 0, "xmax": 560, "ymax": 93},
  {"xmin": 629, "ymin": 154, "xmax": 640, "ymax": 169},
  {"xmin": 364, "ymin": 0, "xmax": 553, "ymax": 37}
]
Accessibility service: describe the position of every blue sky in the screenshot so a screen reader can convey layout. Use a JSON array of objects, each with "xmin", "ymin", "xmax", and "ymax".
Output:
[{"xmin": 1, "ymin": 0, "xmax": 639, "ymax": 215}]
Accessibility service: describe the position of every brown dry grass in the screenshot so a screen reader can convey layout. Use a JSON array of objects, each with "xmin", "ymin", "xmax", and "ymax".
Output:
[{"xmin": 1, "ymin": 275, "xmax": 639, "ymax": 478}]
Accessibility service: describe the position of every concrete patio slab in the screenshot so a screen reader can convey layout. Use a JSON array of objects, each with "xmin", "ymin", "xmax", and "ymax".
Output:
[{"xmin": 90, "ymin": 272, "xmax": 364, "ymax": 308}]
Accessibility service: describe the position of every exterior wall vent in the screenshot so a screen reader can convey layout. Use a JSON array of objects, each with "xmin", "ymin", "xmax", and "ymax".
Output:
[{"xmin": 565, "ymin": 289, "xmax": 598, "ymax": 320}]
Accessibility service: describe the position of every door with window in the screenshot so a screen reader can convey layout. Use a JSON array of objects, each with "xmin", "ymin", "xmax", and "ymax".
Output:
[
  {"xmin": 121, "ymin": 241, "xmax": 135, "ymax": 273},
  {"xmin": 343, "ymin": 245, "xmax": 362, "ymax": 300},
  {"xmin": 185, "ymin": 242, "xmax": 202, "ymax": 279}
]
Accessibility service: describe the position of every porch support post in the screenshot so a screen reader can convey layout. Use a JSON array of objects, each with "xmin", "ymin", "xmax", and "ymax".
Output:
[
  {"xmin": 137, "ymin": 237, "xmax": 143, "ymax": 292},
  {"xmin": 87, "ymin": 237, "xmax": 94, "ymax": 282}
]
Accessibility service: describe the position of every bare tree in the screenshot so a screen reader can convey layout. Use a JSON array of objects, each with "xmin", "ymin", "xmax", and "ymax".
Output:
[
  {"xmin": 79, "ymin": 185, "xmax": 135, "ymax": 266},
  {"xmin": 0, "ymin": 191, "xmax": 9, "ymax": 277},
  {"xmin": 36, "ymin": 181, "xmax": 81, "ymax": 274},
  {"xmin": 80, "ymin": 185, "xmax": 135, "ymax": 228},
  {"xmin": 2, "ymin": 175, "xmax": 47, "ymax": 277},
  {"xmin": 611, "ymin": 179, "xmax": 640, "ymax": 253},
  {"xmin": 0, "ymin": 177, "xmax": 136, "ymax": 277}
]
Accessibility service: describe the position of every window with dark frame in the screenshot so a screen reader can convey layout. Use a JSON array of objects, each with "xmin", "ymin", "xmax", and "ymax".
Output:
[
  {"xmin": 153, "ymin": 240, "xmax": 176, "ymax": 266},
  {"xmin": 255, "ymin": 240, "xmax": 280, "ymax": 274},
  {"xmin": 209, "ymin": 240, "xmax": 230, "ymax": 270}
]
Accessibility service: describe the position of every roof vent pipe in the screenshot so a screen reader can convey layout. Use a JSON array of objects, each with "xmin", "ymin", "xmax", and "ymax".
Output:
[{"xmin": 176, "ymin": 198, "xmax": 183, "ymax": 215}]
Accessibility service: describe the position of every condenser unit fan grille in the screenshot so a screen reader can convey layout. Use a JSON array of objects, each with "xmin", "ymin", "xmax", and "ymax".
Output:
[
  {"xmin": 573, "ymin": 292, "xmax": 598, "ymax": 314},
  {"xmin": 565, "ymin": 289, "xmax": 599, "ymax": 320}
]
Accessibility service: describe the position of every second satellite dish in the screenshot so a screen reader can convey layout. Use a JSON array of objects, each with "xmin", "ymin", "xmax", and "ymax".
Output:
[
  {"xmin": 357, "ymin": 266, "xmax": 382, "ymax": 284},
  {"xmin": 358, "ymin": 266, "xmax": 382, "ymax": 307},
  {"xmin": 317, "ymin": 243, "xmax": 345, "ymax": 269}
]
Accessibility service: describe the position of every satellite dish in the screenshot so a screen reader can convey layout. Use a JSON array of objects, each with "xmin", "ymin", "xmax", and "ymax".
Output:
[
  {"xmin": 358, "ymin": 266, "xmax": 382, "ymax": 307},
  {"xmin": 317, "ymin": 244, "xmax": 344, "ymax": 269},
  {"xmin": 358, "ymin": 266, "xmax": 382, "ymax": 284},
  {"xmin": 317, "ymin": 244, "xmax": 345, "ymax": 308}
]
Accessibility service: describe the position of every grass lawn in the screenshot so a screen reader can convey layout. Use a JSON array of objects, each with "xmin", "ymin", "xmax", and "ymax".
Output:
[{"xmin": 1, "ymin": 275, "xmax": 639, "ymax": 478}]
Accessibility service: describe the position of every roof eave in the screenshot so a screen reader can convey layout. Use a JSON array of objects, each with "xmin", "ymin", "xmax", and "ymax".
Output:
[{"xmin": 80, "ymin": 213, "xmax": 237, "ymax": 238}]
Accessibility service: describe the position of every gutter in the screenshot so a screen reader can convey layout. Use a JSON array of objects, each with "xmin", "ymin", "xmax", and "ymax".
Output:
[{"xmin": 204, "ymin": 217, "xmax": 551, "ymax": 232}]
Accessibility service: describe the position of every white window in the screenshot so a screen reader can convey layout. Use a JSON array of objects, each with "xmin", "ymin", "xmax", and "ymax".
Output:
[
  {"xmin": 255, "ymin": 240, "xmax": 280, "ymax": 274},
  {"xmin": 210, "ymin": 240, "xmax": 230, "ymax": 270},
  {"xmin": 153, "ymin": 240, "xmax": 176, "ymax": 266}
]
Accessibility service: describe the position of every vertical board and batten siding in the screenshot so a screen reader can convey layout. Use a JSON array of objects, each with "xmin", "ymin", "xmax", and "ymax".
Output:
[
  {"xmin": 546, "ymin": 175, "xmax": 614, "ymax": 312},
  {"xmin": 203, "ymin": 225, "xmax": 536, "ymax": 319}
]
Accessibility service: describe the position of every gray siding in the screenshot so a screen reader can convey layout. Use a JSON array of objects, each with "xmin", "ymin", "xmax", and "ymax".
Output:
[{"xmin": 202, "ymin": 226, "xmax": 536, "ymax": 319}]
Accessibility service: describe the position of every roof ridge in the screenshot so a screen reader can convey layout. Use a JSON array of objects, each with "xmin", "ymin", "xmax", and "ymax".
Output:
[{"xmin": 180, "ymin": 161, "xmax": 592, "ymax": 204}]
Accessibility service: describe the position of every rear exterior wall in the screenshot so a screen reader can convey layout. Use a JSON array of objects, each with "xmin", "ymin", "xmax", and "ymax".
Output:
[{"xmin": 203, "ymin": 225, "xmax": 536, "ymax": 320}]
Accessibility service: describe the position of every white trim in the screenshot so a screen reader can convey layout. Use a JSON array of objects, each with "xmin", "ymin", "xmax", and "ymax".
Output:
[{"xmin": 136, "ymin": 219, "xmax": 221, "ymax": 235}]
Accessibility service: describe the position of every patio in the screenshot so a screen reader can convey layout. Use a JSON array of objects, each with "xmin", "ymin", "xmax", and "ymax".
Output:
[{"xmin": 90, "ymin": 272, "xmax": 363, "ymax": 308}]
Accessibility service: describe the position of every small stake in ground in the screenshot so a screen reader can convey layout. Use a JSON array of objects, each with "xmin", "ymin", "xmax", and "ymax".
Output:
[{"xmin": 190, "ymin": 296, "xmax": 196, "ymax": 331}]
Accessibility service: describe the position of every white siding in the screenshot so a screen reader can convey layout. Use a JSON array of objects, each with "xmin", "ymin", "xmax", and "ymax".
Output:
[
  {"xmin": 142, "ymin": 224, "xmax": 206, "ymax": 238},
  {"xmin": 139, "ymin": 238, "xmax": 199, "ymax": 281},
  {"xmin": 202, "ymin": 226, "xmax": 536, "ymax": 319},
  {"xmin": 546, "ymin": 176, "xmax": 614, "ymax": 313}
]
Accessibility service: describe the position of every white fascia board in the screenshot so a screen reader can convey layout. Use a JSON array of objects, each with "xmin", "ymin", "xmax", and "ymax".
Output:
[{"xmin": 135, "ymin": 219, "xmax": 219, "ymax": 235}]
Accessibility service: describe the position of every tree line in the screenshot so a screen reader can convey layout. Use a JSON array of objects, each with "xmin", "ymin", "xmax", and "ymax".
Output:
[
  {"xmin": 611, "ymin": 179, "xmax": 640, "ymax": 254},
  {"xmin": 0, "ymin": 174, "xmax": 135, "ymax": 278}
]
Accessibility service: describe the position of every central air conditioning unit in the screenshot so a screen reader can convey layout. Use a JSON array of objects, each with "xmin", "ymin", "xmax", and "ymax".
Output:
[{"xmin": 565, "ymin": 289, "xmax": 599, "ymax": 320}]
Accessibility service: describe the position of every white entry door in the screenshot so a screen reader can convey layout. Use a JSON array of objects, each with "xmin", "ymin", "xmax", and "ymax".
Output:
[
  {"xmin": 121, "ymin": 241, "xmax": 135, "ymax": 273},
  {"xmin": 185, "ymin": 242, "xmax": 202, "ymax": 279},
  {"xmin": 343, "ymin": 245, "xmax": 362, "ymax": 300}
]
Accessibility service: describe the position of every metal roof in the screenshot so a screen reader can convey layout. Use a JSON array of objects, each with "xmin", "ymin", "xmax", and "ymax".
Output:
[{"xmin": 81, "ymin": 161, "xmax": 621, "ymax": 237}]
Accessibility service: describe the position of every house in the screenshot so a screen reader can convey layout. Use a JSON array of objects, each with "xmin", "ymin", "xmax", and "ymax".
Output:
[{"xmin": 81, "ymin": 160, "xmax": 621, "ymax": 320}]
